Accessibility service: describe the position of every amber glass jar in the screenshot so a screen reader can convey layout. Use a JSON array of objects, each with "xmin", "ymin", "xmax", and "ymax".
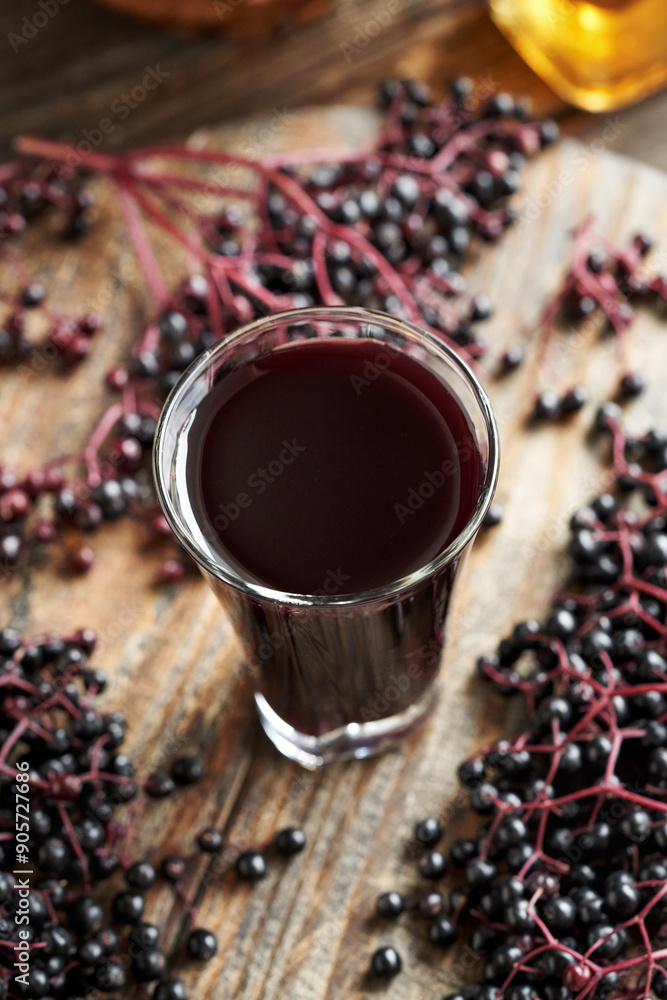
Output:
[{"xmin": 490, "ymin": 0, "xmax": 667, "ymax": 110}]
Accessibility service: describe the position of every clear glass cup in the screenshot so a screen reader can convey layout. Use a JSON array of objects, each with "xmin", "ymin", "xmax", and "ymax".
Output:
[{"xmin": 154, "ymin": 307, "xmax": 499, "ymax": 769}]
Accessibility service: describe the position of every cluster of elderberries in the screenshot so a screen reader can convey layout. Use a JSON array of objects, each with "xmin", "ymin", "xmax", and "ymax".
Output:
[
  {"xmin": 0, "ymin": 157, "xmax": 92, "ymax": 240},
  {"xmin": 531, "ymin": 219, "xmax": 667, "ymax": 421},
  {"xmin": 370, "ymin": 407, "xmax": 667, "ymax": 1000},
  {"xmin": 1, "ymin": 626, "xmax": 305, "ymax": 999}
]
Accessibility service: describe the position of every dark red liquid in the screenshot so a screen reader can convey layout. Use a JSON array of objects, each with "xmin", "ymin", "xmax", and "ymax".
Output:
[{"xmin": 187, "ymin": 338, "xmax": 483, "ymax": 595}]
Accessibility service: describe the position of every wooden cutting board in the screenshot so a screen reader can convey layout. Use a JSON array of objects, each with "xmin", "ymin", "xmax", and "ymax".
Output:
[{"xmin": 3, "ymin": 108, "xmax": 667, "ymax": 999}]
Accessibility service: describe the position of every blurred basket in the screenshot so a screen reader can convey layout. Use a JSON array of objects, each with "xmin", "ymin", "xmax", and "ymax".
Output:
[{"xmin": 93, "ymin": 0, "xmax": 333, "ymax": 36}]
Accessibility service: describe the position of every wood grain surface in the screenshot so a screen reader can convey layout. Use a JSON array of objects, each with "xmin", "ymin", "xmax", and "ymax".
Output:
[{"xmin": 3, "ymin": 111, "xmax": 667, "ymax": 998}]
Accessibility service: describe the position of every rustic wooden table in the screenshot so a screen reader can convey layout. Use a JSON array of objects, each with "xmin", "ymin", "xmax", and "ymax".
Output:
[{"xmin": 3, "ymin": 5, "xmax": 667, "ymax": 999}]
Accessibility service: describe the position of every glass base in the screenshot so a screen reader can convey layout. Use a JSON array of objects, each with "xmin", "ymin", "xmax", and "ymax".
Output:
[{"xmin": 255, "ymin": 682, "xmax": 439, "ymax": 769}]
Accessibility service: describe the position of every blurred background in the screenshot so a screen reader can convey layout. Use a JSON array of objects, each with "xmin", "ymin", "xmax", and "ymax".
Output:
[{"xmin": 3, "ymin": 0, "xmax": 667, "ymax": 170}]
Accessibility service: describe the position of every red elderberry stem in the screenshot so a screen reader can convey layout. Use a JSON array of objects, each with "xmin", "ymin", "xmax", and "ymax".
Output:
[{"xmin": 115, "ymin": 176, "xmax": 168, "ymax": 305}]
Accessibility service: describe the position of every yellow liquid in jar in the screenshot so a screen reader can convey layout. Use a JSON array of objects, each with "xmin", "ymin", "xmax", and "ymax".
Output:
[{"xmin": 490, "ymin": 0, "xmax": 667, "ymax": 110}]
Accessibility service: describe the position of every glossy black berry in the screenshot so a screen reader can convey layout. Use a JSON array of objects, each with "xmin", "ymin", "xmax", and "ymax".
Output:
[
  {"xmin": 371, "ymin": 945, "xmax": 402, "ymax": 978},
  {"xmin": 154, "ymin": 979, "xmax": 189, "ymax": 1000},
  {"xmin": 94, "ymin": 960, "xmax": 127, "ymax": 992},
  {"xmin": 450, "ymin": 838, "xmax": 478, "ymax": 867},
  {"xmin": 561, "ymin": 385, "xmax": 587, "ymax": 414},
  {"xmin": 465, "ymin": 857, "xmax": 497, "ymax": 889},
  {"xmin": 619, "ymin": 372, "xmax": 644, "ymax": 398},
  {"xmin": 161, "ymin": 856, "xmax": 186, "ymax": 882},
  {"xmin": 126, "ymin": 860, "xmax": 156, "ymax": 889},
  {"xmin": 428, "ymin": 916, "xmax": 458, "ymax": 948},
  {"xmin": 112, "ymin": 890, "xmax": 145, "ymax": 924},
  {"xmin": 145, "ymin": 769, "xmax": 175, "ymax": 798},
  {"xmin": 414, "ymin": 817, "xmax": 443, "ymax": 847},
  {"xmin": 482, "ymin": 503, "xmax": 503, "ymax": 528},
  {"xmin": 533, "ymin": 391, "xmax": 560, "ymax": 421},
  {"xmin": 187, "ymin": 928, "xmax": 218, "ymax": 961},
  {"xmin": 170, "ymin": 754, "xmax": 203, "ymax": 785},
  {"xmin": 197, "ymin": 827, "xmax": 223, "ymax": 853},
  {"xmin": 132, "ymin": 949, "xmax": 167, "ymax": 982},
  {"xmin": 130, "ymin": 922, "xmax": 160, "ymax": 948},
  {"xmin": 418, "ymin": 849, "xmax": 447, "ymax": 880},
  {"xmin": 236, "ymin": 850, "xmax": 267, "ymax": 881},
  {"xmin": 274, "ymin": 827, "xmax": 306, "ymax": 856},
  {"xmin": 376, "ymin": 891, "xmax": 405, "ymax": 919},
  {"xmin": 68, "ymin": 895, "xmax": 104, "ymax": 933}
]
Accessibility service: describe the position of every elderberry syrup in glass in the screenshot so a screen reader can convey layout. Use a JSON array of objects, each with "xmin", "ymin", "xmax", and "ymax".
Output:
[{"xmin": 154, "ymin": 308, "xmax": 499, "ymax": 768}]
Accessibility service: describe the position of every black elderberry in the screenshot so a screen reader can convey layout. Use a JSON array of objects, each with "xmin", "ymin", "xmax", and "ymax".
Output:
[
  {"xmin": 604, "ymin": 877, "xmax": 640, "ymax": 917},
  {"xmin": 482, "ymin": 503, "xmax": 503, "ymax": 528},
  {"xmin": 275, "ymin": 827, "xmax": 306, "ymax": 856},
  {"xmin": 125, "ymin": 861, "xmax": 155, "ymax": 889},
  {"xmin": 170, "ymin": 754, "xmax": 203, "ymax": 785},
  {"xmin": 619, "ymin": 372, "xmax": 644, "ymax": 398},
  {"xmin": 533, "ymin": 391, "xmax": 560, "ymax": 421},
  {"xmin": 130, "ymin": 922, "xmax": 161, "ymax": 948},
  {"xmin": 376, "ymin": 891, "xmax": 405, "ymax": 919},
  {"xmin": 154, "ymin": 979, "xmax": 189, "ymax": 1000},
  {"xmin": 132, "ymin": 949, "xmax": 167, "ymax": 982},
  {"xmin": 485, "ymin": 943, "xmax": 524, "ymax": 981},
  {"xmin": 78, "ymin": 939, "xmax": 104, "ymax": 966},
  {"xmin": 93, "ymin": 960, "xmax": 127, "ymax": 992},
  {"xmin": 371, "ymin": 945, "xmax": 402, "ymax": 978},
  {"xmin": 37, "ymin": 836, "xmax": 68, "ymax": 873},
  {"xmin": 507, "ymin": 843, "xmax": 534, "ymax": 872},
  {"xmin": 653, "ymin": 972, "xmax": 667, "ymax": 1000},
  {"xmin": 450, "ymin": 838, "xmax": 478, "ymax": 867},
  {"xmin": 493, "ymin": 815, "xmax": 527, "ymax": 850},
  {"xmin": 161, "ymin": 856, "xmax": 186, "ymax": 882},
  {"xmin": 68, "ymin": 895, "xmax": 104, "ymax": 933},
  {"xmin": 112, "ymin": 890, "xmax": 145, "ymax": 924},
  {"xmin": 465, "ymin": 857, "xmax": 496, "ymax": 889},
  {"xmin": 619, "ymin": 806, "xmax": 652, "ymax": 842},
  {"xmin": 197, "ymin": 828, "xmax": 224, "ymax": 853},
  {"xmin": 187, "ymin": 928, "xmax": 218, "ymax": 961},
  {"xmin": 236, "ymin": 849, "xmax": 267, "ymax": 881},
  {"xmin": 504, "ymin": 899, "xmax": 535, "ymax": 933},
  {"xmin": 594, "ymin": 401, "xmax": 622, "ymax": 433},
  {"xmin": 458, "ymin": 758, "xmax": 486, "ymax": 787},
  {"xmin": 158, "ymin": 310, "xmax": 188, "ymax": 341},
  {"xmin": 541, "ymin": 895, "xmax": 576, "ymax": 933},
  {"xmin": 418, "ymin": 849, "xmax": 447, "ymax": 880},
  {"xmin": 415, "ymin": 817, "xmax": 443, "ymax": 847},
  {"xmin": 145, "ymin": 768, "xmax": 175, "ymax": 798},
  {"xmin": 500, "ymin": 345, "xmax": 524, "ymax": 371},
  {"xmin": 418, "ymin": 891, "xmax": 444, "ymax": 917},
  {"xmin": 96, "ymin": 927, "xmax": 118, "ymax": 954},
  {"xmin": 428, "ymin": 916, "xmax": 458, "ymax": 948},
  {"xmin": 586, "ymin": 922, "xmax": 623, "ymax": 960}
]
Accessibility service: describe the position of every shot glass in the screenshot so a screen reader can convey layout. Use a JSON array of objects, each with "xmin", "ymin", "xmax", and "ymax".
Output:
[{"xmin": 154, "ymin": 307, "xmax": 499, "ymax": 769}]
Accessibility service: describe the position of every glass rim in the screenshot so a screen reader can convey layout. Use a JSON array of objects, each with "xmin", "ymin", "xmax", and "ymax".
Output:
[{"xmin": 153, "ymin": 306, "xmax": 500, "ymax": 607}]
